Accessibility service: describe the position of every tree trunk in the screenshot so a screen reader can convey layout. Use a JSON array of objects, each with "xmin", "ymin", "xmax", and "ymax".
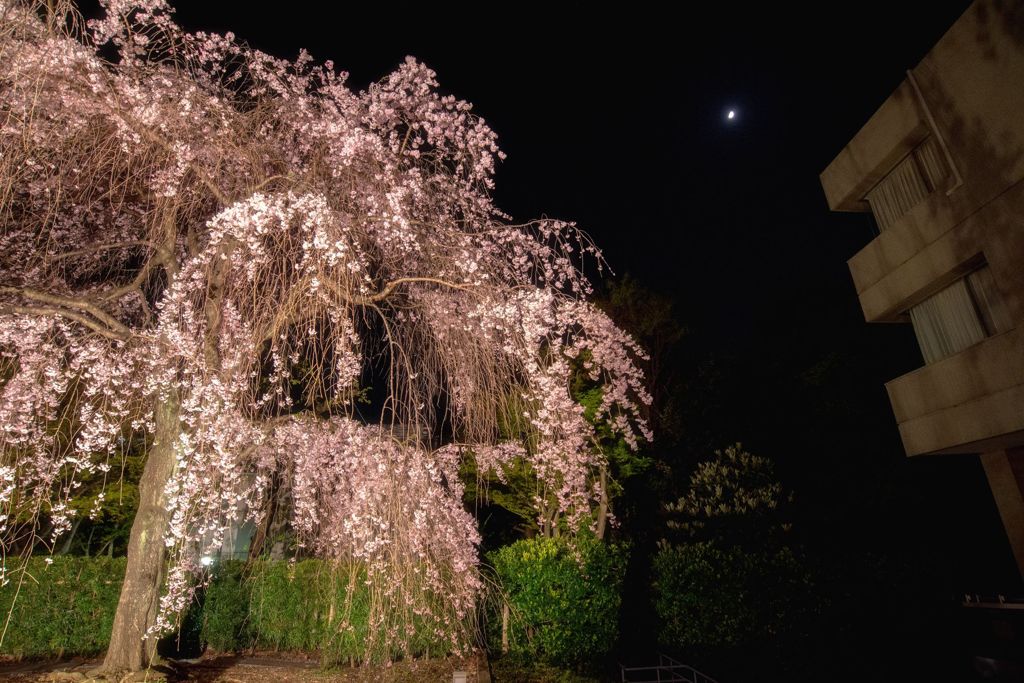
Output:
[
  {"xmin": 102, "ymin": 393, "xmax": 180, "ymax": 673},
  {"xmin": 247, "ymin": 472, "xmax": 279, "ymax": 561},
  {"xmin": 58, "ymin": 517, "xmax": 81, "ymax": 555},
  {"xmin": 501, "ymin": 601, "xmax": 509, "ymax": 654},
  {"xmin": 595, "ymin": 463, "xmax": 608, "ymax": 540}
]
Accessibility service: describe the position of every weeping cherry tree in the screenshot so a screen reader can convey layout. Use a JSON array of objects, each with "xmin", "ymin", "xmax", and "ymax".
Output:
[{"xmin": 0, "ymin": 0, "xmax": 651, "ymax": 672}]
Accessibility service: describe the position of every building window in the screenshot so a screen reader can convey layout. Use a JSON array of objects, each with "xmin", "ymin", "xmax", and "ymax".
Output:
[
  {"xmin": 909, "ymin": 264, "xmax": 1013, "ymax": 364},
  {"xmin": 865, "ymin": 136, "xmax": 949, "ymax": 231}
]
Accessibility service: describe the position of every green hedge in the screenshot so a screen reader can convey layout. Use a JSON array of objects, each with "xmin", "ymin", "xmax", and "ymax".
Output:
[
  {"xmin": 0, "ymin": 557, "xmax": 451, "ymax": 663},
  {"xmin": 0, "ymin": 556, "xmax": 125, "ymax": 658},
  {"xmin": 652, "ymin": 541, "xmax": 814, "ymax": 653},
  {"xmin": 487, "ymin": 536, "xmax": 628, "ymax": 666},
  {"xmin": 201, "ymin": 559, "xmax": 451, "ymax": 664},
  {"xmin": 203, "ymin": 559, "xmax": 361, "ymax": 656}
]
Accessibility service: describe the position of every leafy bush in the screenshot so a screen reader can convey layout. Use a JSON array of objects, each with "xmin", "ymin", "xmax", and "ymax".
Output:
[
  {"xmin": 0, "ymin": 556, "xmax": 125, "ymax": 658},
  {"xmin": 490, "ymin": 657, "xmax": 603, "ymax": 683},
  {"xmin": 0, "ymin": 556, "xmax": 452, "ymax": 662},
  {"xmin": 654, "ymin": 444, "xmax": 824, "ymax": 680},
  {"xmin": 664, "ymin": 443, "xmax": 792, "ymax": 547},
  {"xmin": 199, "ymin": 560, "xmax": 251, "ymax": 652},
  {"xmin": 652, "ymin": 541, "xmax": 814, "ymax": 654},
  {"xmin": 201, "ymin": 559, "xmax": 449, "ymax": 664},
  {"xmin": 487, "ymin": 536, "xmax": 628, "ymax": 666}
]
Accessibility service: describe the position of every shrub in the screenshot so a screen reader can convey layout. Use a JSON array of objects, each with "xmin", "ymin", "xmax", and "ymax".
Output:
[
  {"xmin": 199, "ymin": 560, "xmax": 251, "ymax": 652},
  {"xmin": 0, "ymin": 556, "xmax": 125, "ymax": 658},
  {"xmin": 652, "ymin": 541, "xmax": 814, "ymax": 655},
  {"xmin": 0, "ymin": 556, "xmax": 454, "ymax": 662},
  {"xmin": 200, "ymin": 559, "xmax": 450, "ymax": 664},
  {"xmin": 487, "ymin": 536, "xmax": 628, "ymax": 666}
]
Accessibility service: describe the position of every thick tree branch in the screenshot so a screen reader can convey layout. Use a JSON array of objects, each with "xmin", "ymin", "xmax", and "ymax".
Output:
[
  {"xmin": 47, "ymin": 240, "xmax": 159, "ymax": 261},
  {"xmin": 348, "ymin": 277, "xmax": 475, "ymax": 305},
  {"xmin": 1, "ymin": 287, "xmax": 131, "ymax": 337},
  {"xmin": 2, "ymin": 304, "xmax": 128, "ymax": 341},
  {"xmin": 98, "ymin": 205, "xmax": 178, "ymax": 307}
]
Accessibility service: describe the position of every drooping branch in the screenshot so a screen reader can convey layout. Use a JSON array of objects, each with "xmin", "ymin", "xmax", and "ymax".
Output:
[
  {"xmin": 109, "ymin": 101, "xmax": 233, "ymax": 207},
  {"xmin": 96, "ymin": 207, "xmax": 179, "ymax": 317}
]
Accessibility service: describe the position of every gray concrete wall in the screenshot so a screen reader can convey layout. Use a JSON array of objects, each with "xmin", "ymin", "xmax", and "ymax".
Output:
[{"xmin": 821, "ymin": 0, "xmax": 1024, "ymax": 457}]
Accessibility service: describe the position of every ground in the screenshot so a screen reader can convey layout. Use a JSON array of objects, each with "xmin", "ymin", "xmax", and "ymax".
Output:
[{"xmin": 0, "ymin": 653, "xmax": 489, "ymax": 682}]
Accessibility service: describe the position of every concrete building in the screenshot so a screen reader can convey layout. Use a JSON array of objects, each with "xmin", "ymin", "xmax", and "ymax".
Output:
[{"xmin": 820, "ymin": 0, "xmax": 1024, "ymax": 575}]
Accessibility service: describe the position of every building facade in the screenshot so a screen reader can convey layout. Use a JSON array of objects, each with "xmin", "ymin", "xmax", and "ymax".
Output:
[{"xmin": 820, "ymin": 0, "xmax": 1024, "ymax": 574}]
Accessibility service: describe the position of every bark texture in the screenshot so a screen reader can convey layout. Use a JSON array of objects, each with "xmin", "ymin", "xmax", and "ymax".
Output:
[{"xmin": 102, "ymin": 394, "xmax": 179, "ymax": 672}]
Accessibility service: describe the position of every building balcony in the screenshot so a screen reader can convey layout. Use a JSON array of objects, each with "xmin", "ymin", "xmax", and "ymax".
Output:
[{"xmin": 887, "ymin": 326, "xmax": 1024, "ymax": 456}]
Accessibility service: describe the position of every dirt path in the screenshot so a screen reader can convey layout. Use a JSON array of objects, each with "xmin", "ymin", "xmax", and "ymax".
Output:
[{"xmin": 0, "ymin": 653, "xmax": 489, "ymax": 682}]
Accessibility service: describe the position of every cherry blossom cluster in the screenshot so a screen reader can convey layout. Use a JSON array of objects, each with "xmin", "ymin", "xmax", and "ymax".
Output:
[
  {"xmin": 0, "ymin": 315, "xmax": 145, "ymax": 551},
  {"xmin": 267, "ymin": 418, "xmax": 481, "ymax": 654}
]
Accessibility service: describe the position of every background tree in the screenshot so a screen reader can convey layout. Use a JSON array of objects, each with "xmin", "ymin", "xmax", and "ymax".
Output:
[
  {"xmin": 599, "ymin": 275, "xmax": 686, "ymax": 441},
  {"xmin": 0, "ymin": 0, "xmax": 651, "ymax": 672},
  {"xmin": 663, "ymin": 443, "xmax": 791, "ymax": 548},
  {"xmin": 655, "ymin": 444, "xmax": 818, "ymax": 680}
]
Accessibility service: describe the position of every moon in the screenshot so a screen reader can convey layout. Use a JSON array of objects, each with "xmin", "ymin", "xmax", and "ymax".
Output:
[{"xmin": 726, "ymin": 109, "xmax": 737, "ymax": 121}]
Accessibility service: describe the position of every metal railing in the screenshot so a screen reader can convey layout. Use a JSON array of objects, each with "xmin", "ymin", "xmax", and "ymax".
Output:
[{"xmin": 620, "ymin": 654, "xmax": 719, "ymax": 683}]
